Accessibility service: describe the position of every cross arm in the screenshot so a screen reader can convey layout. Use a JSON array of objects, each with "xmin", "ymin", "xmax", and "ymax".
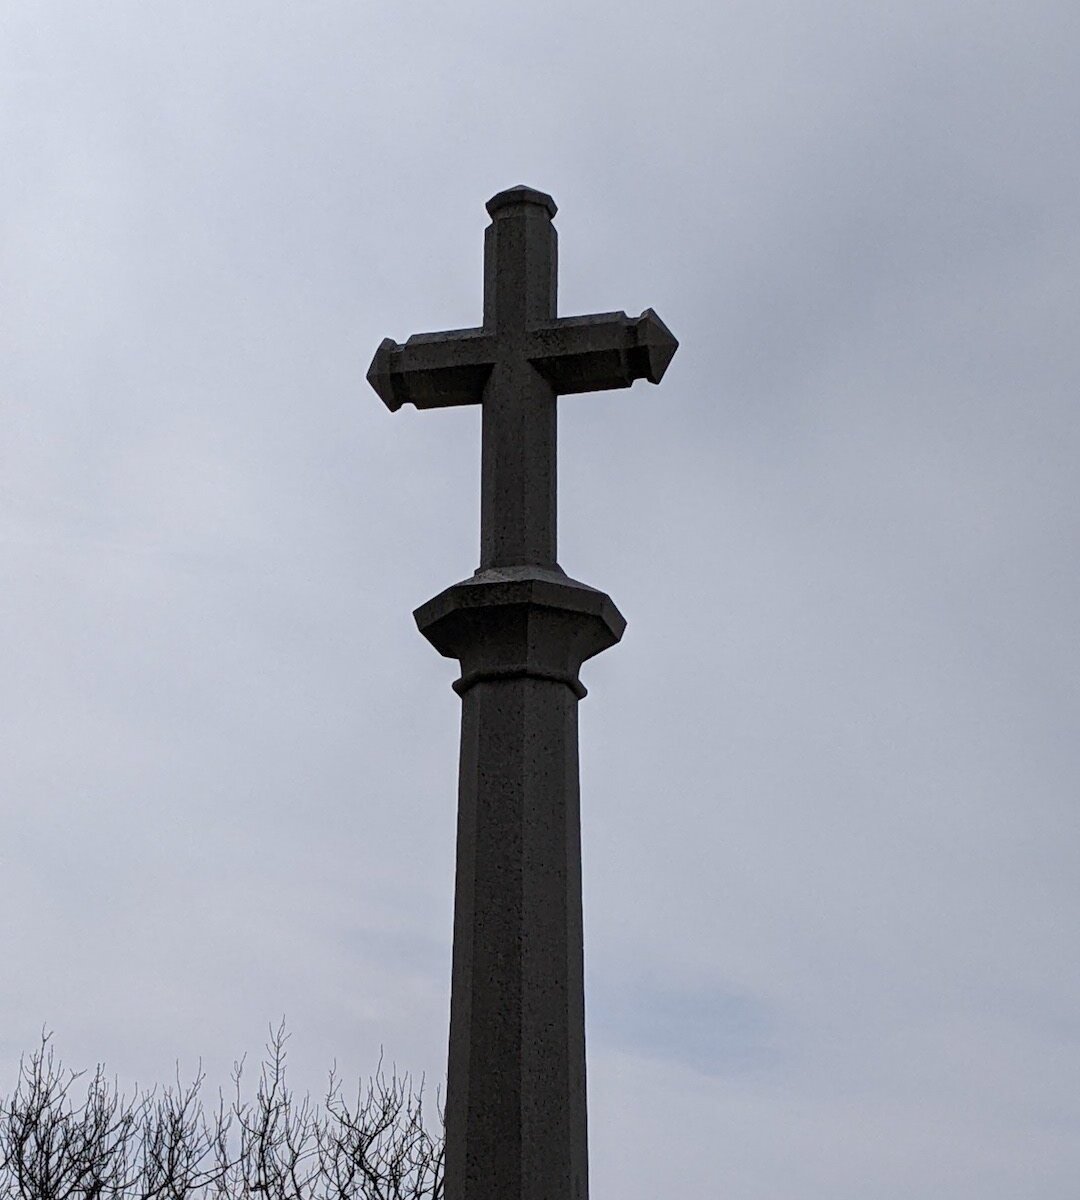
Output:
[
  {"xmin": 526, "ymin": 308, "xmax": 678, "ymax": 395},
  {"xmin": 367, "ymin": 328, "xmax": 497, "ymax": 412}
]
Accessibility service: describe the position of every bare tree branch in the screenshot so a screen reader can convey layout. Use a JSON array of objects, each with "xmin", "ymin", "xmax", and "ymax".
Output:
[{"xmin": 0, "ymin": 1028, "xmax": 443, "ymax": 1200}]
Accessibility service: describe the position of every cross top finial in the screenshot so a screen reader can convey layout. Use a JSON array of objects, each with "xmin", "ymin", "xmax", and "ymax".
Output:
[
  {"xmin": 485, "ymin": 185, "xmax": 558, "ymax": 219},
  {"xmin": 368, "ymin": 188, "xmax": 677, "ymax": 569}
]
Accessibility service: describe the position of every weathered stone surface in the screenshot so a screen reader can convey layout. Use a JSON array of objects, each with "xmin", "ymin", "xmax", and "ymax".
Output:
[
  {"xmin": 369, "ymin": 188, "xmax": 677, "ymax": 1200},
  {"xmin": 486, "ymin": 184, "xmax": 559, "ymax": 219},
  {"xmin": 416, "ymin": 567, "xmax": 624, "ymax": 1200},
  {"xmin": 367, "ymin": 184, "xmax": 677, "ymax": 570},
  {"xmin": 416, "ymin": 566, "xmax": 625, "ymax": 699}
]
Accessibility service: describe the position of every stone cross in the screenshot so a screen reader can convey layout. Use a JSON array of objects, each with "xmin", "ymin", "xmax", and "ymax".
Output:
[{"xmin": 368, "ymin": 186, "xmax": 677, "ymax": 1200}]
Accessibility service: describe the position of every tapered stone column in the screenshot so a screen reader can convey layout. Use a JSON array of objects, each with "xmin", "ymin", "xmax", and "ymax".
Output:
[{"xmin": 416, "ymin": 566, "xmax": 624, "ymax": 1200}]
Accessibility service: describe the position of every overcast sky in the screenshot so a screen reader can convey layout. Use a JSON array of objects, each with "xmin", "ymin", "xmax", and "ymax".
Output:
[{"xmin": 1, "ymin": 3, "xmax": 1078, "ymax": 1196}]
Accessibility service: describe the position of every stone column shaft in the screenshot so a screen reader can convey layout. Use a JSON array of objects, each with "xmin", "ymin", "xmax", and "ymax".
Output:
[
  {"xmin": 415, "ymin": 566, "xmax": 626, "ymax": 1200},
  {"xmin": 447, "ymin": 675, "xmax": 587, "ymax": 1200}
]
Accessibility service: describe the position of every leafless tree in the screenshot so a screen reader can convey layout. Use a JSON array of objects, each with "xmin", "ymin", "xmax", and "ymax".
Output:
[{"xmin": 0, "ymin": 1025, "xmax": 443, "ymax": 1200}]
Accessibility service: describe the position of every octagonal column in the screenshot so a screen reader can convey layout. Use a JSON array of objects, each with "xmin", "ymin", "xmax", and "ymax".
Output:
[{"xmin": 415, "ymin": 566, "xmax": 625, "ymax": 1200}]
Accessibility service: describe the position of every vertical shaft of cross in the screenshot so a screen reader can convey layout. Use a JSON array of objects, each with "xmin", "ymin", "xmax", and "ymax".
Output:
[{"xmin": 480, "ymin": 191, "xmax": 559, "ymax": 569}]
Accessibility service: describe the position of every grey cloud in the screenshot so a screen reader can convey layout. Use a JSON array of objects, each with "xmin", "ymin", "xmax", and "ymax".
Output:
[{"xmin": 2, "ymin": 2, "xmax": 1078, "ymax": 1196}]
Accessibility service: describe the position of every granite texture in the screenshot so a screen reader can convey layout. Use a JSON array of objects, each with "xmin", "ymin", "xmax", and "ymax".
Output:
[
  {"xmin": 369, "ymin": 187, "xmax": 677, "ymax": 1200},
  {"xmin": 367, "ymin": 185, "xmax": 677, "ymax": 570}
]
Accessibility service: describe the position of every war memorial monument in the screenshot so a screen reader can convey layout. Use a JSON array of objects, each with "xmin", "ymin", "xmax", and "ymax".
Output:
[{"xmin": 368, "ymin": 185, "xmax": 678, "ymax": 1200}]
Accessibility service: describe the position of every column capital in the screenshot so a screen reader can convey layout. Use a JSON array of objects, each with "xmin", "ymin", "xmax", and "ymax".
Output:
[{"xmin": 415, "ymin": 565, "xmax": 625, "ymax": 699}]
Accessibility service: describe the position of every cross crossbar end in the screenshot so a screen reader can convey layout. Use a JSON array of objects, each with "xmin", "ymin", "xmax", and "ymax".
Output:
[
  {"xmin": 632, "ymin": 308, "xmax": 679, "ymax": 385},
  {"xmin": 366, "ymin": 338, "xmax": 406, "ymax": 411},
  {"xmin": 367, "ymin": 335, "xmax": 493, "ymax": 412},
  {"xmin": 527, "ymin": 308, "xmax": 678, "ymax": 395}
]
